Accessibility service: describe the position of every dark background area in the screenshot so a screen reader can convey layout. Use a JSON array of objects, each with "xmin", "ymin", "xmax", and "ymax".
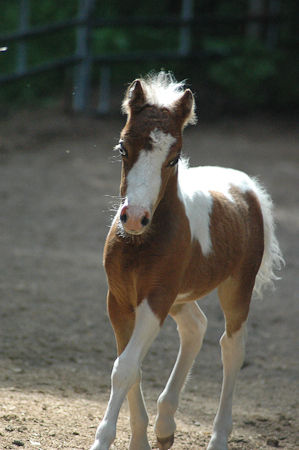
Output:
[{"xmin": 1, "ymin": 0, "xmax": 299, "ymax": 113}]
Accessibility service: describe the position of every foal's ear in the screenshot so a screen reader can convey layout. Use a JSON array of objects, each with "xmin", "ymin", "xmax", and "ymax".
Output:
[
  {"xmin": 123, "ymin": 79, "xmax": 146, "ymax": 114},
  {"xmin": 173, "ymin": 89, "xmax": 197, "ymax": 128}
]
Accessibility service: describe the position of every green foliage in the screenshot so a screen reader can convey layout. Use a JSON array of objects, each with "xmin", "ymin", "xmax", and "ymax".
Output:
[
  {"xmin": 1, "ymin": 0, "xmax": 299, "ymax": 109},
  {"xmin": 0, "ymin": 0, "xmax": 77, "ymax": 105},
  {"xmin": 2, "ymin": 0, "xmax": 20, "ymax": 33},
  {"xmin": 204, "ymin": 38, "xmax": 279, "ymax": 106}
]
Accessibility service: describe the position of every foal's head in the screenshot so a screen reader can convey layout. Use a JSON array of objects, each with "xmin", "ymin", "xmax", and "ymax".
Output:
[{"xmin": 116, "ymin": 72, "xmax": 196, "ymax": 236}]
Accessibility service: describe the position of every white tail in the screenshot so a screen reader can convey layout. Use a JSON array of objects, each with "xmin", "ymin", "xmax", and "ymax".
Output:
[{"xmin": 253, "ymin": 180, "xmax": 284, "ymax": 298}]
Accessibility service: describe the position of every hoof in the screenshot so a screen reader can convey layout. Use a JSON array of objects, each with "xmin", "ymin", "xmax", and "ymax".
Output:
[{"xmin": 157, "ymin": 434, "xmax": 174, "ymax": 450}]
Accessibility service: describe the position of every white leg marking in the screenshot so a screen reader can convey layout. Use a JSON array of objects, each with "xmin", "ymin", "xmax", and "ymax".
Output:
[
  {"xmin": 90, "ymin": 300, "xmax": 161, "ymax": 450},
  {"xmin": 154, "ymin": 302, "xmax": 207, "ymax": 447},
  {"xmin": 207, "ymin": 322, "xmax": 247, "ymax": 450}
]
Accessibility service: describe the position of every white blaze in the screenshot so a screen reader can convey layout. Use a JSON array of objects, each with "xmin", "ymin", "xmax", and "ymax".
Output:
[{"xmin": 126, "ymin": 129, "xmax": 176, "ymax": 210}]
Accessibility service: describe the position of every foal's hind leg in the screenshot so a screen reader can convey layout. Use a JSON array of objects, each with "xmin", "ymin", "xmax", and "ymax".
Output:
[
  {"xmin": 154, "ymin": 302, "xmax": 207, "ymax": 449},
  {"xmin": 207, "ymin": 277, "xmax": 251, "ymax": 450},
  {"xmin": 127, "ymin": 372, "xmax": 151, "ymax": 450}
]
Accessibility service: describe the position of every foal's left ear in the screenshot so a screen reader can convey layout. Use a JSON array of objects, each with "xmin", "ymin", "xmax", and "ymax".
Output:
[
  {"xmin": 123, "ymin": 79, "xmax": 146, "ymax": 114},
  {"xmin": 173, "ymin": 89, "xmax": 197, "ymax": 128}
]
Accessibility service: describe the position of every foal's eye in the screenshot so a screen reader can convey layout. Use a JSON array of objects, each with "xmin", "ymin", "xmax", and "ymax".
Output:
[
  {"xmin": 168, "ymin": 156, "xmax": 180, "ymax": 167},
  {"xmin": 118, "ymin": 142, "xmax": 128, "ymax": 158}
]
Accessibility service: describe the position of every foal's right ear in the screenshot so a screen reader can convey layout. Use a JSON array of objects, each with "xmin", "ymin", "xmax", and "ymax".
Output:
[
  {"xmin": 173, "ymin": 89, "xmax": 197, "ymax": 128},
  {"xmin": 122, "ymin": 79, "xmax": 146, "ymax": 114}
]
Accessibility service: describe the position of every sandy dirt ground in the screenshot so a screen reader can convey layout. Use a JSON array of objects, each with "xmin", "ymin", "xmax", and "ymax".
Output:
[{"xmin": 0, "ymin": 105, "xmax": 298, "ymax": 450}]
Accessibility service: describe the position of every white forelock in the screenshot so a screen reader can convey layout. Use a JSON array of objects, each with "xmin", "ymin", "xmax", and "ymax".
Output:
[{"xmin": 139, "ymin": 72, "xmax": 187, "ymax": 109}]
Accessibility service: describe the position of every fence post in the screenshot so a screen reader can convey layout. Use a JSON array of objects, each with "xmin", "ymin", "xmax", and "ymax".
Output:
[
  {"xmin": 247, "ymin": 0, "xmax": 265, "ymax": 40},
  {"xmin": 179, "ymin": 0, "xmax": 194, "ymax": 57},
  {"xmin": 17, "ymin": 0, "xmax": 29, "ymax": 75},
  {"xmin": 73, "ymin": 0, "xmax": 95, "ymax": 112},
  {"xmin": 97, "ymin": 65, "xmax": 111, "ymax": 115},
  {"xmin": 266, "ymin": 0, "xmax": 280, "ymax": 48}
]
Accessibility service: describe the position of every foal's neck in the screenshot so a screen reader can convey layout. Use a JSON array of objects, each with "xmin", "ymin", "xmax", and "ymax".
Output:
[{"xmin": 152, "ymin": 171, "xmax": 186, "ymax": 234}]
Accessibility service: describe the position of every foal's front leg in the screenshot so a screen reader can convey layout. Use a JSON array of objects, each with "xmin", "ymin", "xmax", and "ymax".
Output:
[{"xmin": 90, "ymin": 298, "xmax": 160, "ymax": 450}]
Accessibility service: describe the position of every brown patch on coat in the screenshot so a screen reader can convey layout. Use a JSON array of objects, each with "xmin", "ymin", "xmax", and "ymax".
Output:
[
  {"xmin": 176, "ymin": 187, "xmax": 264, "ymax": 336},
  {"xmin": 217, "ymin": 187, "xmax": 264, "ymax": 336},
  {"xmin": 104, "ymin": 171, "xmax": 192, "ymax": 330},
  {"xmin": 105, "ymin": 181, "xmax": 264, "ymax": 342}
]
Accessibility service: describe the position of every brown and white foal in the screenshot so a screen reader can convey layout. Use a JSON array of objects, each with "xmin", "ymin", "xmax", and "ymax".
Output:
[{"xmin": 90, "ymin": 72, "xmax": 283, "ymax": 450}]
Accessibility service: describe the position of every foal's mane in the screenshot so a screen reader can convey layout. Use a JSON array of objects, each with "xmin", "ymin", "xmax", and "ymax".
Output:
[{"xmin": 122, "ymin": 71, "xmax": 197, "ymax": 126}]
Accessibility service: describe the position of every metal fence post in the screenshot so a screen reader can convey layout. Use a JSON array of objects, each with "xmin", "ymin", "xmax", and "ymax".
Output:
[
  {"xmin": 97, "ymin": 65, "xmax": 111, "ymax": 115},
  {"xmin": 247, "ymin": 0, "xmax": 265, "ymax": 40},
  {"xmin": 266, "ymin": 0, "xmax": 280, "ymax": 48},
  {"xmin": 73, "ymin": 0, "xmax": 95, "ymax": 112},
  {"xmin": 179, "ymin": 0, "xmax": 194, "ymax": 57},
  {"xmin": 17, "ymin": 0, "xmax": 29, "ymax": 75}
]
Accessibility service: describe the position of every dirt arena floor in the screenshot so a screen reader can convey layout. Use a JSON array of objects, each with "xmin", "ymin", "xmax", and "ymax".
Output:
[{"xmin": 0, "ymin": 104, "xmax": 298, "ymax": 450}]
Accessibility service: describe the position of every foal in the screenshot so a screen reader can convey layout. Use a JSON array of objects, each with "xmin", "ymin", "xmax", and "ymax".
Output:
[{"xmin": 90, "ymin": 72, "xmax": 283, "ymax": 450}]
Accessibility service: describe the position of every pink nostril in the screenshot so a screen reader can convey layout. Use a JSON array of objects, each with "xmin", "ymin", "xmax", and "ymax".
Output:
[
  {"xmin": 141, "ymin": 211, "xmax": 150, "ymax": 227},
  {"xmin": 120, "ymin": 205, "xmax": 128, "ymax": 224}
]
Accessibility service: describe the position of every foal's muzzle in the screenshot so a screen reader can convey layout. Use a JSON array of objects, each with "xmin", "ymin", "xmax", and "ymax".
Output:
[{"xmin": 120, "ymin": 204, "xmax": 151, "ymax": 234}]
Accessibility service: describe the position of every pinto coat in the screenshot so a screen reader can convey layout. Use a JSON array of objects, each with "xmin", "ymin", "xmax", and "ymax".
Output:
[{"xmin": 90, "ymin": 72, "xmax": 283, "ymax": 450}]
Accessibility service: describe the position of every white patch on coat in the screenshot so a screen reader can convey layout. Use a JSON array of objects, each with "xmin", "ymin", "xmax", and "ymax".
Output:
[
  {"xmin": 126, "ymin": 130, "xmax": 176, "ymax": 210},
  {"xmin": 177, "ymin": 164, "xmax": 258, "ymax": 256}
]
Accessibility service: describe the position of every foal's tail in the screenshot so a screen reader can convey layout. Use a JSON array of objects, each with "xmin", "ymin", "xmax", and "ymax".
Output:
[{"xmin": 253, "ymin": 180, "xmax": 285, "ymax": 299}]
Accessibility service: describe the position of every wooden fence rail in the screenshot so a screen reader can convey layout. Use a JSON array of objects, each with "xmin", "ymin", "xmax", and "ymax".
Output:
[{"xmin": 0, "ymin": 0, "xmax": 281, "ymax": 113}]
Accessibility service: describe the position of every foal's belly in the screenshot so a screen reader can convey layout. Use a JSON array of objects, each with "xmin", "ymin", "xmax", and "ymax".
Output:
[{"xmin": 174, "ymin": 283, "xmax": 219, "ymax": 304}]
